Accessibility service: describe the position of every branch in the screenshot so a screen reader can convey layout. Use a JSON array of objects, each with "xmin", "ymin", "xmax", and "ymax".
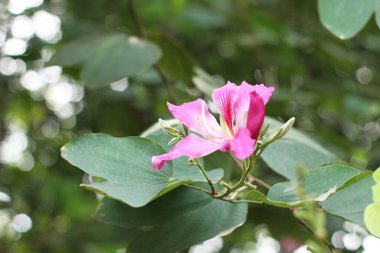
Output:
[{"xmin": 127, "ymin": 0, "xmax": 180, "ymax": 104}]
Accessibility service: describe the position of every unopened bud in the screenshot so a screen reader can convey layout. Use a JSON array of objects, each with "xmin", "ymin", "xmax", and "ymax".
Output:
[
  {"xmin": 168, "ymin": 137, "xmax": 181, "ymax": 145},
  {"xmin": 265, "ymin": 117, "xmax": 295, "ymax": 144},
  {"xmin": 159, "ymin": 118, "xmax": 181, "ymax": 137},
  {"xmin": 188, "ymin": 158, "xmax": 197, "ymax": 165},
  {"xmin": 259, "ymin": 123, "xmax": 270, "ymax": 139}
]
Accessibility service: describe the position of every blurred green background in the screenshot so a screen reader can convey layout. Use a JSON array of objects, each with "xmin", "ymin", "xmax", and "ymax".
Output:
[{"xmin": 1, "ymin": 0, "xmax": 380, "ymax": 252}]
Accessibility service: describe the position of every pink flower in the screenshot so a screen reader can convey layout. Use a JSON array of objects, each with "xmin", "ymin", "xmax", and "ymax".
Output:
[{"xmin": 152, "ymin": 81, "xmax": 275, "ymax": 170}]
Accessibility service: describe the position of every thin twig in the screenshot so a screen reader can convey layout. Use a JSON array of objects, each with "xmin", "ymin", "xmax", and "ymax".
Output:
[
  {"xmin": 127, "ymin": 0, "xmax": 180, "ymax": 104},
  {"xmin": 194, "ymin": 159, "xmax": 216, "ymax": 195},
  {"xmin": 247, "ymin": 175, "xmax": 271, "ymax": 190},
  {"xmin": 154, "ymin": 66, "xmax": 180, "ymax": 104},
  {"xmin": 295, "ymin": 214, "xmax": 336, "ymax": 252},
  {"xmin": 127, "ymin": 0, "xmax": 146, "ymax": 37},
  {"xmin": 184, "ymin": 184, "xmax": 212, "ymax": 195}
]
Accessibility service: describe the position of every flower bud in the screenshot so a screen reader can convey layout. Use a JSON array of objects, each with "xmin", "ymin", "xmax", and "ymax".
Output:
[
  {"xmin": 266, "ymin": 117, "xmax": 295, "ymax": 144},
  {"xmin": 159, "ymin": 118, "xmax": 181, "ymax": 137},
  {"xmin": 168, "ymin": 137, "xmax": 181, "ymax": 145},
  {"xmin": 259, "ymin": 123, "xmax": 270, "ymax": 139}
]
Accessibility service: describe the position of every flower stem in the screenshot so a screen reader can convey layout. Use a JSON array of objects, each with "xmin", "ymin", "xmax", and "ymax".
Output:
[
  {"xmin": 194, "ymin": 159, "xmax": 216, "ymax": 195},
  {"xmin": 216, "ymin": 157, "xmax": 255, "ymax": 199},
  {"xmin": 184, "ymin": 184, "xmax": 212, "ymax": 195}
]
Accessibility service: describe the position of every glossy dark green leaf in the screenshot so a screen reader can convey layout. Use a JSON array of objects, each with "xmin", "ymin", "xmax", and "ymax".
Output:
[
  {"xmin": 48, "ymin": 33, "xmax": 161, "ymax": 87},
  {"xmin": 321, "ymin": 176, "xmax": 375, "ymax": 226},
  {"xmin": 61, "ymin": 134, "xmax": 216, "ymax": 207},
  {"xmin": 318, "ymin": 0, "xmax": 374, "ymax": 39},
  {"xmin": 95, "ymin": 187, "xmax": 248, "ymax": 253},
  {"xmin": 261, "ymin": 117, "xmax": 337, "ymax": 180}
]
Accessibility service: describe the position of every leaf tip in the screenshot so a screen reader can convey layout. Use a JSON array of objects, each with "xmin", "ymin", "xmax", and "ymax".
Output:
[{"xmin": 60, "ymin": 145, "xmax": 69, "ymax": 160}]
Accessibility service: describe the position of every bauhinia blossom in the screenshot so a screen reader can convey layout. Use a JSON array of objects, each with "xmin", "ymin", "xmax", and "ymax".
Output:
[{"xmin": 152, "ymin": 81, "xmax": 275, "ymax": 170}]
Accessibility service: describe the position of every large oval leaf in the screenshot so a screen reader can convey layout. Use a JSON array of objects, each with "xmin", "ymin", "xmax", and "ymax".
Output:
[
  {"xmin": 318, "ymin": 0, "xmax": 375, "ymax": 39},
  {"xmin": 48, "ymin": 33, "xmax": 161, "ymax": 87},
  {"xmin": 61, "ymin": 134, "xmax": 217, "ymax": 207},
  {"xmin": 266, "ymin": 164, "xmax": 369, "ymax": 206},
  {"xmin": 261, "ymin": 117, "xmax": 337, "ymax": 180},
  {"xmin": 95, "ymin": 187, "xmax": 248, "ymax": 253},
  {"xmin": 321, "ymin": 175, "xmax": 375, "ymax": 226}
]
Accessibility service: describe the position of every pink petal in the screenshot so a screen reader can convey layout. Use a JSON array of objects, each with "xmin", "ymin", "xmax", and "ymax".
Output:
[
  {"xmin": 211, "ymin": 81, "xmax": 237, "ymax": 133},
  {"xmin": 240, "ymin": 82, "xmax": 275, "ymax": 105},
  {"xmin": 151, "ymin": 134, "xmax": 224, "ymax": 170},
  {"xmin": 225, "ymin": 128, "xmax": 256, "ymax": 160},
  {"xmin": 246, "ymin": 92, "xmax": 265, "ymax": 140},
  {"xmin": 167, "ymin": 99, "xmax": 223, "ymax": 138},
  {"xmin": 233, "ymin": 82, "xmax": 274, "ymax": 128}
]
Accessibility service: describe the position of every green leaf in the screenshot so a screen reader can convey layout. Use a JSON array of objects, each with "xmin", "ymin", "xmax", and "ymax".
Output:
[
  {"xmin": 192, "ymin": 67, "xmax": 223, "ymax": 97},
  {"xmin": 318, "ymin": 0, "xmax": 375, "ymax": 39},
  {"xmin": 266, "ymin": 164, "xmax": 368, "ymax": 206},
  {"xmin": 373, "ymin": 184, "xmax": 380, "ymax": 203},
  {"xmin": 95, "ymin": 187, "xmax": 248, "ymax": 253},
  {"xmin": 364, "ymin": 203, "xmax": 380, "ymax": 238},
  {"xmin": 61, "ymin": 133, "xmax": 212, "ymax": 207},
  {"xmin": 47, "ymin": 33, "xmax": 111, "ymax": 67},
  {"xmin": 374, "ymin": 167, "xmax": 380, "ymax": 183},
  {"xmin": 243, "ymin": 190, "xmax": 292, "ymax": 208},
  {"xmin": 48, "ymin": 33, "xmax": 161, "ymax": 87},
  {"xmin": 321, "ymin": 175, "xmax": 376, "ymax": 226},
  {"xmin": 376, "ymin": 0, "xmax": 380, "ymax": 29},
  {"xmin": 150, "ymin": 33, "xmax": 197, "ymax": 86},
  {"xmin": 261, "ymin": 117, "xmax": 337, "ymax": 180}
]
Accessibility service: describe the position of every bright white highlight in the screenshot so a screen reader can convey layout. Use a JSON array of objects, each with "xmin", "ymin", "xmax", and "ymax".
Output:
[
  {"xmin": 342, "ymin": 233, "xmax": 362, "ymax": 251},
  {"xmin": 363, "ymin": 235, "xmax": 380, "ymax": 253},
  {"xmin": 7, "ymin": 0, "xmax": 43, "ymax": 15},
  {"xmin": 11, "ymin": 15, "xmax": 34, "ymax": 40},
  {"xmin": 12, "ymin": 213, "xmax": 32, "ymax": 233},
  {"xmin": 0, "ymin": 130, "xmax": 28, "ymax": 164},
  {"xmin": 0, "ymin": 192, "xmax": 11, "ymax": 203},
  {"xmin": 2, "ymin": 38, "xmax": 27, "ymax": 56},
  {"xmin": 0, "ymin": 57, "xmax": 17, "ymax": 76},
  {"xmin": 293, "ymin": 245, "xmax": 312, "ymax": 253},
  {"xmin": 32, "ymin": 10, "xmax": 61, "ymax": 43},
  {"xmin": 110, "ymin": 78, "xmax": 129, "ymax": 91},
  {"xmin": 189, "ymin": 237, "xmax": 223, "ymax": 253},
  {"xmin": 21, "ymin": 70, "xmax": 46, "ymax": 91}
]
